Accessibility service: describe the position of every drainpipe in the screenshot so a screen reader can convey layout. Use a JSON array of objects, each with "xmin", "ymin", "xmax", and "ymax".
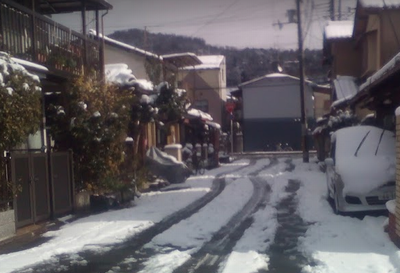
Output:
[{"xmin": 100, "ymin": 10, "xmax": 109, "ymax": 81}]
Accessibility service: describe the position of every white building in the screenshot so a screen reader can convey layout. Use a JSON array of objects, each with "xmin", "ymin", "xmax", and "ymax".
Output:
[{"xmin": 239, "ymin": 73, "xmax": 314, "ymax": 152}]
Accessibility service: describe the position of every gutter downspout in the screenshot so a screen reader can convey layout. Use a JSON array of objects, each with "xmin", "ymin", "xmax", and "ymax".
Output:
[{"xmin": 100, "ymin": 10, "xmax": 109, "ymax": 81}]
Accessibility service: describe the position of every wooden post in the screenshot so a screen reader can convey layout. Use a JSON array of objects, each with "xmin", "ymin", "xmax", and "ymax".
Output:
[{"xmin": 296, "ymin": 0, "xmax": 309, "ymax": 163}]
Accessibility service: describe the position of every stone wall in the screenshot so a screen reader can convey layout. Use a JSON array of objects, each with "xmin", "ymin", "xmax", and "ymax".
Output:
[{"xmin": 0, "ymin": 210, "xmax": 15, "ymax": 242}]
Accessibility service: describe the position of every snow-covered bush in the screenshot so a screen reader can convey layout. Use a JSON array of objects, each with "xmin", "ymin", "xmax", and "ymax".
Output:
[
  {"xmin": 0, "ymin": 52, "xmax": 42, "ymax": 204},
  {"xmin": 0, "ymin": 52, "xmax": 42, "ymax": 152},
  {"xmin": 312, "ymin": 110, "xmax": 358, "ymax": 137},
  {"xmin": 48, "ymin": 75, "xmax": 134, "ymax": 191}
]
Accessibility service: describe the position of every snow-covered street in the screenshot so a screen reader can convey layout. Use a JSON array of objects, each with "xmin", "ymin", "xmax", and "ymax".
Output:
[{"xmin": 1, "ymin": 155, "xmax": 400, "ymax": 273}]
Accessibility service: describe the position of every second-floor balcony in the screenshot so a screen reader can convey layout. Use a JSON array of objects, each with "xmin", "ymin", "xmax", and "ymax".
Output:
[{"xmin": 0, "ymin": 0, "xmax": 101, "ymax": 76}]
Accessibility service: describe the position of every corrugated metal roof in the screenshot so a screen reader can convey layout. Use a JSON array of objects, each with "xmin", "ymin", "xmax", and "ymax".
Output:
[{"xmin": 333, "ymin": 75, "xmax": 358, "ymax": 101}]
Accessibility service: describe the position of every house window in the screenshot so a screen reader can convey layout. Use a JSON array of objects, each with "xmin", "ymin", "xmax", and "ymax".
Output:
[{"xmin": 194, "ymin": 99, "xmax": 209, "ymax": 113}]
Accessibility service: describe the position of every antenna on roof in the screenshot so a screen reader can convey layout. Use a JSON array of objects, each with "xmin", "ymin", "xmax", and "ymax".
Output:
[{"xmin": 143, "ymin": 26, "xmax": 148, "ymax": 51}]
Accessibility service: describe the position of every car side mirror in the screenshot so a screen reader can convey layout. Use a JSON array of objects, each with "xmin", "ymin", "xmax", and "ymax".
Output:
[{"xmin": 325, "ymin": 158, "xmax": 334, "ymax": 166}]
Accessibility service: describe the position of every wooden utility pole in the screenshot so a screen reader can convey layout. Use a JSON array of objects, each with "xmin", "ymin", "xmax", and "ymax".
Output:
[
  {"xmin": 296, "ymin": 0, "xmax": 309, "ymax": 163},
  {"xmin": 330, "ymin": 0, "xmax": 335, "ymax": 20}
]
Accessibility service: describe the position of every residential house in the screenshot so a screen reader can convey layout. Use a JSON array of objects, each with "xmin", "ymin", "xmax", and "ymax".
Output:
[
  {"xmin": 0, "ymin": 0, "xmax": 111, "ymax": 239},
  {"xmin": 89, "ymin": 33, "xmax": 204, "ymax": 148},
  {"xmin": 238, "ymin": 73, "xmax": 314, "ymax": 152},
  {"xmin": 177, "ymin": 55, "xmax": 227, "ymax": 130}
]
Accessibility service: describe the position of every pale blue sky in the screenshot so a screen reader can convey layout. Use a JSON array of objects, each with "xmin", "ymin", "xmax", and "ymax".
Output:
[{"xmin": 54, "ymin": 0, "xmax": 357, "ymax": 50}]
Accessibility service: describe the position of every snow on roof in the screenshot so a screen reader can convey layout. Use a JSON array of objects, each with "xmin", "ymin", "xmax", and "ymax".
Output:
[
  {"xmin": 333, "ymin": 76, "xmax": 358, "ymax": 101},
  {"xmin": 11, "ymin": 57, "xmax": 48, "ymax": 73},
  {"xmin": 360, "ymin": 0, "xmax": 400, "ymax": 9},
  {"xmin": 324, "ymin": 20, "xmax": 354, "ymax": 40},
  {"xmin": 206, "ymin": 121, "xmax": 221, "ymax": 129},
  {"xmin": 0, "ymin": 52, "xmax": 41, "ymax": 84},
  {"xmin": 162, "ymin": 53, "xmax": 202, "ymax": 67},
  {"xmin": 105, "ymin": 63, "xmax": 153, "ymax": 91},
  {"xmin": 239, "ymin": 72, "xmax": 314, "ymax": 87},
  {"xmin": 187, "ymin": 108, "xmax": 213, "ymax": 121},
  {"xmin": 360, "ymin": 52, "xmax": 400, "ymax": 91},
  {"xmin": 89, "ymin": 29, "xmax": 160, "ymax": 60},
  {"xmin": 181, "ymin": 55, "xmax": 224, "ymax": 70}
]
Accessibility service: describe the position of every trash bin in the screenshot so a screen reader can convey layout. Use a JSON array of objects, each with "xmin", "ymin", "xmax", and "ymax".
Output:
[{"xmin": 164, "ymin": 144, "xmax": 182, "ymax": 162}]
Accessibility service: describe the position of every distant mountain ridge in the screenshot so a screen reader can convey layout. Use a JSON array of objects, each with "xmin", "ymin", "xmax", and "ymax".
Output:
[{"xmin": 109, "ymin": 28, "xmax": 328, "ymax": 87}]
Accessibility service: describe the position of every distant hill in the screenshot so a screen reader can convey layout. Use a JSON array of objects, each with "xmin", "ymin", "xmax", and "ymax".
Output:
[{"xmin": 109, "ymin": 29, "xmax": 328, "ymax": 87}]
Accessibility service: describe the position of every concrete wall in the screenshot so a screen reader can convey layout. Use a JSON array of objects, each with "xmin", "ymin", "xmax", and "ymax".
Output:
[
  {"xmin": 0, "ymin": 210, "xmax": 15, "ymax": 241},
  {"xmin": 177, "ymin": 60, "xmax": 227, "ymax": 128},
  {"xmin": 104, "ymin": 44, "xmax": 150, "ymax": 80}
]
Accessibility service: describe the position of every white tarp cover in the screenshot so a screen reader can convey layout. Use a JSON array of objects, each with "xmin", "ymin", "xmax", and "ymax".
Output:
[{"xmin": 145, "ymin": 147, "xmax": 191, "ymax": 184}]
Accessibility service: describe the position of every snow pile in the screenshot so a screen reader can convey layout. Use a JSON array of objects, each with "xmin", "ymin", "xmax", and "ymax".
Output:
[
  {"xmin": 0, "ymin": 52, "xmax": 41, "ymax": 87},
  {"xmin": 187, "ymin": 108, "xmax": 213, "ymax": 121},
  {"xmin": 105, "ymin": 63, "xmax": 154, "ymax": 91}
]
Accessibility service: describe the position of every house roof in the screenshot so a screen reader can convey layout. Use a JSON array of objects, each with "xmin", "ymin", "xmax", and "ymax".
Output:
[
  {"xmin": 181, "ymin": 55, "xmax": 225, "ymax": 70},
  {"xmin": 359, "ymin": 52, "xmax": 400, "ymax": 92},
  {"xmin": 239, "ymin": 73, "xmax": 314, "ymax": 88},
  {"xmin": 38, "ymin": 0, "xmax": 112, "ymax": 14},
  {"xmin": 354, "ymin": 0, "xmax": 400, "ymax": 38},
  {"xmin": 89, "ymin": 30, "xmax": 160, "ymax": 59},
  {"xmin": 359, "ymin": 0, "xmax": 400, "ymax": 9},
  {"xmin": 162, "ymin": 53, "xmax": 202, "ymax": 68},
  {"xmin": 89, "ymin": 30, "xmax": 202, "ymax": 69},
  {"xmin": 324, "ymin": 21, "xmax": 354, "ymax": 40}
]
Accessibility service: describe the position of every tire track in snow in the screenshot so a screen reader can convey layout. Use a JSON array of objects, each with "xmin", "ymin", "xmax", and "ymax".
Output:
[
  {"xmin": 171, "ymin": 158, "xmax": 283, "ymax": 273},
  {"xmin": 17, "ymin": 159, "xmax": 256, "ymax": 273},
  {"xmin": 262, "ymin": 178, "xmax": 315, "ymax": 273}
]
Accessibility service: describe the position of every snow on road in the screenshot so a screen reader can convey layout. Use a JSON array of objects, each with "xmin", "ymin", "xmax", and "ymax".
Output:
[
  {"xmin": 1, "ymin": 156, "xmax": 400, "ymax": 273},
  {"xmin": 0, "ymin": 161, "xmax": 250, "ymax": 273}
]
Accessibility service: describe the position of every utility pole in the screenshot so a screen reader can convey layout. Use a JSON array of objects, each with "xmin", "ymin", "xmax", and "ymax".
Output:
[
  {"xmin": 330, "ymin": 0, "xmax": 335, "ymax": 20},
  {"xmin": 296, "ymin": 0, "xmax": 309, "ymax": 163},
  {"xmin": 338, "ymin": 0, "xmax": 342, "ymax": 20}
]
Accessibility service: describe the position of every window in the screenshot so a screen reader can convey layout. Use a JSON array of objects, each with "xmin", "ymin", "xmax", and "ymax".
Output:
[{"xmin": 194, "ymin": 99, "xmax": 209, "ymax": 113}]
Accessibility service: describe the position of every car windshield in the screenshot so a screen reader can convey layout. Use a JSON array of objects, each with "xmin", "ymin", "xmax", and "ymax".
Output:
[{"xmin": 336, "ymin": 126, "xmax": 395, "ymax": 158}]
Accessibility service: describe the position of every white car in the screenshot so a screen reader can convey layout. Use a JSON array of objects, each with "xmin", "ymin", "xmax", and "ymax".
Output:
[{"xmin": 325, "ymin": 125, "xmax": 396, "ymax": 214}]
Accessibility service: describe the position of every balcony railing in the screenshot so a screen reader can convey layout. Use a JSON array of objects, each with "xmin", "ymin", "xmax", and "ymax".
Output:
[{"xmin": 0, "ymin": 0, "xmax": 100, "ymax": 75}]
